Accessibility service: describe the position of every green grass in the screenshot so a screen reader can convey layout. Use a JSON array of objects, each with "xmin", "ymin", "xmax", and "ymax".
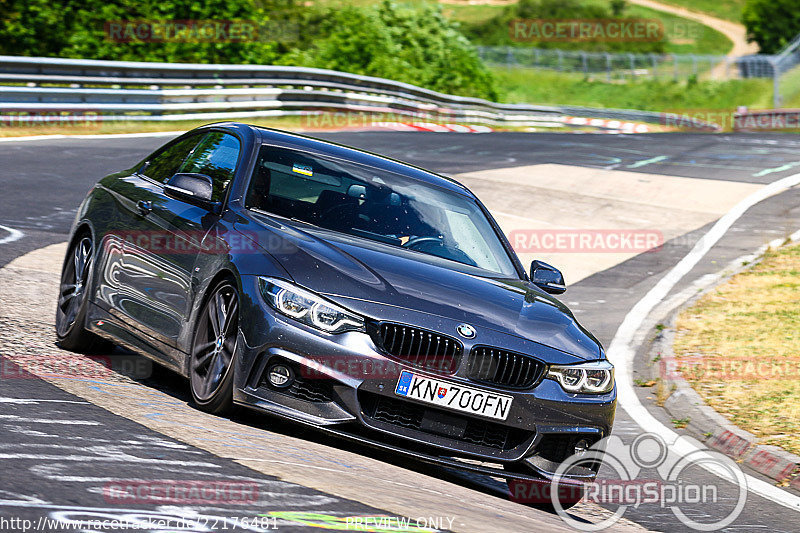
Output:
[
  {"xmin": 647, "ymin": 0, "xmax": 747, "ymax": 23},
  {"xmin": 493, "ymin": 67, "xmax": 773, "ymax": 112},
  {"xmin": 311, "ymin": 0, "xmax": 504, "ymax": 25},
  {"xmin": 440, "ymin": 3, "xmax": 504, "ymax": 25},
  {"xmin": 311, "ymin": 0, "xmax": 733, "ymax": 55},
  {"xmin": 618, "ymin": 3, "xmax": 733, "ymax": 55},
  {"xmin": 574, "ymin": 0, "xmax": 733, "ymax": 54},
  {"xmin": 779, "ymin": 65, "xmax": 800, "ymax": 108},
  {"xmin": 674, "ymin": 243, "xmax": 800, "ymax": 456}
]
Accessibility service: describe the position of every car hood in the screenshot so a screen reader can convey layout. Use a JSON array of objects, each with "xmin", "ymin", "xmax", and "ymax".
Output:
[{"xmin": 238, "ymin": 212, "xmax": 602, "ymax": 360}]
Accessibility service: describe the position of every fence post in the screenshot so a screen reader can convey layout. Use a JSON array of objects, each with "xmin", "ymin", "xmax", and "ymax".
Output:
[
  {"xmin": 650, "ymin": 54, "xmax": 658, "ymax": 78},
  {"xmin": 606, "ymin": 53, "xmax": 612, "ymax": 82},
  {"xmin": 506, "ymin": 46, "xmax": 513, "ymax": 68},
  {"xmin": 581, "ymin": 52, "xmax": 588, "ymax": 76},
  {"xmin": 674, "ymin": 55, "xmax": 679, "ymax": 80},
  {"xmin": 557, "ymin": 49, "xmax": 564, "ymax": 71},
  {"xmin": 773, "ymin": 58, "xmax": 781, "ymax": 108},
  {"xmin": 692, "ymin": 54, "xmax": 698, "ymax": 76}
]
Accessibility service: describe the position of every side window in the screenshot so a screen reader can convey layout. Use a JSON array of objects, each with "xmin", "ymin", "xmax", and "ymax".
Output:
[
  {"xmin": 245, "ymin": 147, "xmax": 343, "ymax": 212},
  {"xmin": 140, "ymin": 134, "xmax": 202, "ymax": 183},
  {"xmin": 179, "ymin": 132, "xmax": 241, "ymax": 202}
]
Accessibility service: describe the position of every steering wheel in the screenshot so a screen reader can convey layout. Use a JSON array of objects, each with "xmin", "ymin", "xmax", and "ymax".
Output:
[{"xmin": 402, "ymin": 236, "xmax": 444, "ymax": 249}]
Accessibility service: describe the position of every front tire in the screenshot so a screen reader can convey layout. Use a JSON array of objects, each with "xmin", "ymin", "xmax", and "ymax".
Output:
[
  {"xmin": 190, "ymin": 279, "xmax": 239, "ymax": 415},
  {"xmin": 55, "ymin": 233, "xmax": 109, "ymax": 352}
]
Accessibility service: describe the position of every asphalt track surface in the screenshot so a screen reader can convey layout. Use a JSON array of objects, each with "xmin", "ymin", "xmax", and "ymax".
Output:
[{"xmin": 1, "ymin": 131, "xmax": 800, "ymax": 532}]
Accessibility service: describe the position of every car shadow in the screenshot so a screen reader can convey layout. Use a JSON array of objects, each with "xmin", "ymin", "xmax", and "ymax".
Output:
[{"xmin": 99, "ymin": 346, "xmax": 594, "ymax": 525}]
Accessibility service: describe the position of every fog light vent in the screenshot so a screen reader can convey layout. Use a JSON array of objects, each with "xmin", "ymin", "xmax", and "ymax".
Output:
[
  {"xmin": 267, "ymin": 363, "xmax": 294, "ymax": 389},
  {"xmin": 574, "ymin": 439, "xmax": 590, "ymax": 457}
]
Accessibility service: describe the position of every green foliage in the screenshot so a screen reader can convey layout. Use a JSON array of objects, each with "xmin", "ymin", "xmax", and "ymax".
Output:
[
  {"xmin": 0, "ymin": 0, "xmax": 281, "ymax": 63},
  {"xmin": 0, "ymin": 0, "xmax": 71, "ymax": 57},
  {"xmin": 463, "ymin": 0, "xmax": 666, "ymax": 53},
  {"xmin": 0, "ymin": 0, "xmax": 495, "ymax": 99},
  {"xmin": 742, "ymin": 0, "xmax": 800, "ymax": 54},
  {"xmin": 283, "ymin": 1, "xmax": 498, "ymax": 99}
]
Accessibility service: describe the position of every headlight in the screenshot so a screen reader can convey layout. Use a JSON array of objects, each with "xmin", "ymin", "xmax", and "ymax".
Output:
[
  {"xmin": 258, "ymin": 277, "xmax": 365, "ymax": 334},
  {"xmin": 546, "ymin": 360, "xmax": 614, "ymax": 394}
]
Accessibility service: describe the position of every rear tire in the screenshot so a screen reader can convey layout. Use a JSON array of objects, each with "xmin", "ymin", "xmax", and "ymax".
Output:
[
  {"xmin": 55, "ymin": 233, "xmax": 112, "ymax": 353},
  {"xmin": 189, "ymin": 279, "xmax": 239, "ymax": 415}
]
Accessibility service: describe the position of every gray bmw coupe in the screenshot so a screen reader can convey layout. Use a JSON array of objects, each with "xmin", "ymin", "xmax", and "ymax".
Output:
[{"xmin": 56, "ymin": 123, "xmax": 615, "ymax": 498}]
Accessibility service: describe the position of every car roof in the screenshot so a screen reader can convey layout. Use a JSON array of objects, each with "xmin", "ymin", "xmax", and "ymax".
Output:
[{"xmin": 205, "ymin": 122, "xmax": 474, "ymax": 197}]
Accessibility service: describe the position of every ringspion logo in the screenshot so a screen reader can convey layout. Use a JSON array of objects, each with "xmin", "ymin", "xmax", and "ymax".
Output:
[{"xmin": 549, "ymin": 433, "xmax": 747, "ymax": 531}]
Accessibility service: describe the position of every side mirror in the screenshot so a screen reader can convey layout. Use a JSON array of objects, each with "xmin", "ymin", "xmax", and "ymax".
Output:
[
  {"xmin": 530, "ymin": 260, "xmax": 566, "ymax": 294},
  {"xmin": 164, "ymin": 173, "xmax": 219, "ymax": 212}
]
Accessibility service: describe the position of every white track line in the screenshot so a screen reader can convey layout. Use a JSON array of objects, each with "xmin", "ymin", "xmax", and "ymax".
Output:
[
  {"xmin": 609, "ymin": 172, "xmax": 800, "ymax": 510},
  {"xmin": 0, "ymin": 225, "xmax": 23, "ymax": 245},
  {"xmin": 0, "ymin": 398, "xmax": 89, "ymax": 405}
]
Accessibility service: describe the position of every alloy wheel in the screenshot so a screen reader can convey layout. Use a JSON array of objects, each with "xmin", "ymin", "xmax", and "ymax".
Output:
[
  {"xmin": 190, "ymin": 282, "xmax": 239, "ymax": 403},
  {"xmin": 56, "ymin": 237, "xmax": 93, "ymax": 337}
]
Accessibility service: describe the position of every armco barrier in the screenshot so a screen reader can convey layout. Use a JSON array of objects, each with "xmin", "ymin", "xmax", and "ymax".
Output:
[{"xmin": 0, "ymin": 55, "xmax": 718, "ymax": 130}]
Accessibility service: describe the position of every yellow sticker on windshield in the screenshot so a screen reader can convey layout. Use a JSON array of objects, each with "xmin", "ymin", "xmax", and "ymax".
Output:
[{"xmin": 292, "ymin": 164, "xmax": 313, "ymax": 176}]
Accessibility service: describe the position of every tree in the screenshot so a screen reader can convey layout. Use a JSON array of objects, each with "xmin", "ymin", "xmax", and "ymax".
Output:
[
  {"xmin": 0, "ymin": 0, "xmax": 279, "ymax": 64},
  {"xmin": 283, "ymin": 1, "xmax": 498, "ymax": 99},
  {"xmin": 0, "ymin": 0, "xmax": 497, "ymax": 99},
  {"xmin": 742, "ymin": 0, "xmax": 800, "ymax": 54}
]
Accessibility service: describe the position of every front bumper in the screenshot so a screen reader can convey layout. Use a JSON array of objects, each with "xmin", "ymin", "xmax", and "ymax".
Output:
[{"xmin": 233, "ymin": 275, "xmax": 616, "ymax": 480}]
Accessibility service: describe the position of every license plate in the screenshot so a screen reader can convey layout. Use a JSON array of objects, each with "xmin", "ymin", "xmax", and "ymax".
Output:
[{"xmin": 394, "ymin": 370, "xmax": 513, "ymax": 421}]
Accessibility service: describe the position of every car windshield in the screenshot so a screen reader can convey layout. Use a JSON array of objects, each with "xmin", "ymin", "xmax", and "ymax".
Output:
[{"xmin": 245, "ymin": 145, "xmax": 518, "ymax": 277}]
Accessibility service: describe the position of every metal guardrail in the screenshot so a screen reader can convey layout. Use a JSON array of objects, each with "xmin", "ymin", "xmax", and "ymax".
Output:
[{"xmin": 0, "ymin": 55, "xmax": 717, "ymax": 130}]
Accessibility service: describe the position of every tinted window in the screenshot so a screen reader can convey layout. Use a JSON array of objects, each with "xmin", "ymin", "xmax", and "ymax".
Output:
[
  {"xmin": 245, "ymin": 146, "xmax": 517, "ymax": 277},
  {"xmin": 179, "ymin": 132, "xmax": 240, "ymax": 202},
  {"xmin": 140, "ymin": 134, "xmax": 201, "ymax": 183}
]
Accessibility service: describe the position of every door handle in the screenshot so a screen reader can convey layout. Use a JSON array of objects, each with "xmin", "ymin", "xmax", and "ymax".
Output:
[{"xmin": 136, "ymin": 200, "xmax": 152, "ymax": 216}]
